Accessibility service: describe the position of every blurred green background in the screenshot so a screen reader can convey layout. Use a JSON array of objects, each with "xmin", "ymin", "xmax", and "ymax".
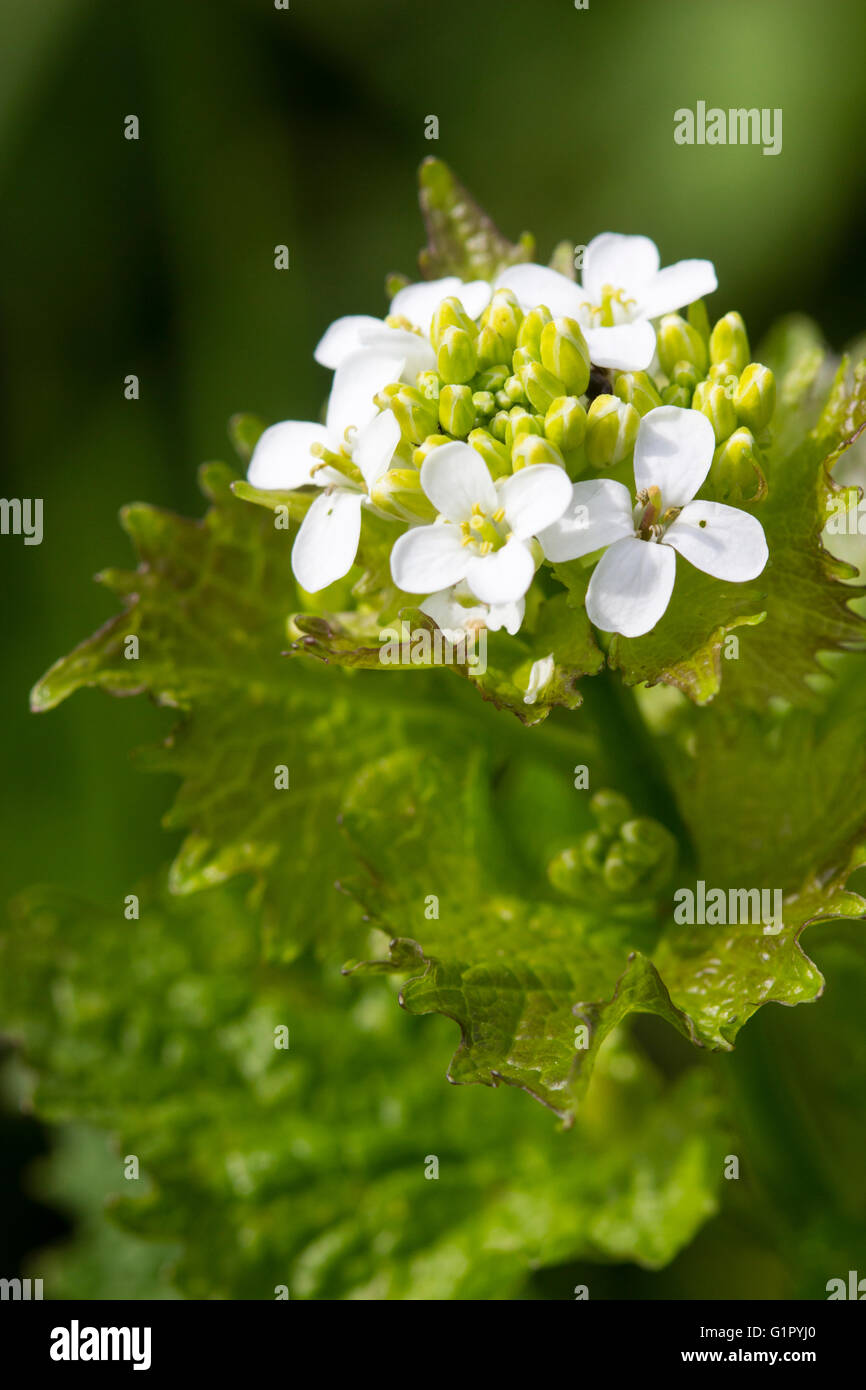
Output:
[{"xmin": 2, "ymin": 0, "xmax": 866, "ymax": 1298}]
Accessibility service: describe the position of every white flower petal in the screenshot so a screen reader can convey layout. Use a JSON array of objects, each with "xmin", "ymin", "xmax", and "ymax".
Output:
[
  {"xmin": 538, "ymin": 478, "xmax": 634, "ymax": 562},
  {"xmin": 523, "ymin": 653, "xmax": 555, "ymax": 705},
  {"xmin": 664, "ymin": 500, "xmax": 769, "ymax": 581},
  {"xmin": 584, "ymin": 321, "xmax": 656, "ymax": 371},
  {"xmin": 494, "ymin": 263, "xmax": 588, "ymax": 319},
  {"xmin": 633, "ymin": 405, "xmax": 716, "ymax": 507},
  {"xmin": 357, "ymin": 324, "xmax": 437, "ymax": 379},
  {"xmin": 464, "ymin": 536, "xmax": 535, "ymax": 604},
  {"xmin": 497, "ymin": 463, "xmax": 572, "ymax": 540},
  {"xmin": 487, "ymin": 597, "xmax": 525, "ymax": 634},
  {"xmin": 638, "ymin": 259, "xmax": 718, "ymax": 319},
  {"xmin": 390, "ymin": 522, "xmax": 468, "ymax": 594},
  {"xmin": 292, "ymin": 489, "xmax": 363, "ymax": 592},
  {"xmin": 582, "ymin": 233, "xmax": 660, "ymax": 303},
  {"xmin": 585, "ymin": 535, "xmax": 676, "ymax": 637},
  {"xmin": 247, "ymin": 421, "xmax": 331, "ymax": 490},
  {"xmin": 459, "ymin": 279, "xmax": 494, "ymax": 319},
  {"xmin": 418, "ymin": 588, "xmax": 479, "ymax": 642},
  {"xmin": 326, "ymin": 349, "xmax": 405, "ymax": 440},
  {"xmin": 314, "ymin": 315, "xmax": 382, "ymax": 370},
  {"xmin": 420, "ymin": 441, "xmax": 497, "ymax": 522},
  {"xmin": 353, "ymin": 410, "xmax": 401, "ymax": 491},
  {"xmin": 389, "ymin": 277, "xmax": 463, "ymax": 332}
]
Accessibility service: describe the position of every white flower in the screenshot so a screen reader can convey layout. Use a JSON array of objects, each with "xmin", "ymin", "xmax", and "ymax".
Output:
[
  {"xmin": 390, "ymin": 442, "xmax": 572, "ymax": 605},
  {"xmin": 313, "ymin": 275, "xmax": 493, "ymax": 377},
  {"xmin": 538, "ymin": 406, "xmax": 768, "ymax": 638},
  {"xmin": 247, "ymin": 349, "xmax": 403, "ymax": 591},
  {"xmin": 419, "ymin": 581, "xmax": 524, "ymax": 639},
  {"xmin": 496, "ymin": 234, "xmax": 717, "ymax": 371}
]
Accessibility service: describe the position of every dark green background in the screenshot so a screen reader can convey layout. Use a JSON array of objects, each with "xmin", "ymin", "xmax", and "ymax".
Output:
[{"xmin": 2, "ymin": 0, "xmax": 866, "ymax": 1297}]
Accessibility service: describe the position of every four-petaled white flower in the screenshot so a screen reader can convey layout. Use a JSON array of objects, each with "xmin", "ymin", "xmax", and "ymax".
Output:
[
  {"xmin": 538, "ymin": 406, "xmax": 768, "ymax": 637},
  {"xmin": 496, "ymin": 234, "xmax": 717, "ymax": 372},
  {"xmin": 314, "ymin": 275, "xmax": 493, "ymax": 376},
  {"xmin": 390, "ymin": 443, "xmax": 572, "ymax": 605},
  {"xmin": 247, "ymin": 349, "xmax": 404, "ymax": 592}
]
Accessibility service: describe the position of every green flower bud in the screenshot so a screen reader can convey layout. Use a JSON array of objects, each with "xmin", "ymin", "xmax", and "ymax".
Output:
[
  {"xmin": 467, "ymin": 427, "xmax": 512, "ymax": 479},
  {"xmin": 415, "ymin": 370, "xmax": 441, "ymax": 405},
  {"xmin": 733, "ymin": 363, "xmax": 776, "ymax": 433},
  {"xmin": 661, "ymin": 382, "xmax": 692, "ymax": 408},
  {"xmin": 509, "ymin": 409, "xmax": 545, "ymax": 446},
  {"xmin": 370, "ymin": 468, "xmax": 437, "ymax": 522},
  {"xmin": 707, "ymin": 360, "xmax": 739, "ymax": 387},
  {"xmin": 658, "ymin": 313, "xmax": 708, "ymax": 378},
  {"xmin": 694, "ymin": 381, "xmax": 738, "ymax": 443},
  {"xmin": 545, "ymin": 395, "xmax": 588, "ymax": 451},
  {"xmin": 475, "ymin": 323, "xmax": 513, "ymax": 369},
  {"xmin": 430, "ymin": 296, "xmax": 476, "ymax": 351},
  {"xmin": 485, "ymin": 288, "xmax": 523, "ymax": 349},
  {"xmin": 511, "ymin": 345, "xmax": 536, "ymax": 374},
  {"xmin": 473, "ymin": 365, "xmax": 510, "ymax": 393},
  {"xmin": 709, "ymin": 311, "xmax": 750, "ymax": 374},
  {"xmin": 503, "ymin": 374, "xmax": 527, "ymax": 405},
  {"xmin": 511, "ymin": 434, "xmax": 566, "ymax": 471},
  {"xmin": 613, "ymin": 371, "xmax": 663, "ymax": 416},
  {"xmin": 687, "ymin": 298, "xmax": 711, "ymax": 345},
  {"xmin": 437, "ymin": 325, "xmax": 477, "ymax": 385},
  {"xmin": 670, "ymin": 360, "xmax": 701, "ymax": 391},
  {"xmin": 709, "ymin": 426, "xmax": 768, "ymax": 504},
  {"xmin": 519, "ymin": 360, "xmax": 567, "ymax": 415},
  {"xmin": 585, "ymin": 395, "xmax": 640, "ymax": 467},
  {"xmin": 438, "ymin": 384, "xmax": 476, "ymax": 437},
  {"xmin": 387, "ymin": 385, "xmax": 440, "ymax": 444},
  {"xmin": 539, "ymin": 316, "xmax": 591, "ymax": 396},
  {"xmin": 412, "ymin": 433, "xmax": 452, "ymax": 468},
  {"xmin": 516, "ymin": 305, "xmax": 553, "ymax": 359},
  {"xmin": 471, "ymin": 390, "xmax": 497, "ymax": 417},
  {"xmin": 489, "ymin": 410, "xmax": 510, "ymax": 442}
]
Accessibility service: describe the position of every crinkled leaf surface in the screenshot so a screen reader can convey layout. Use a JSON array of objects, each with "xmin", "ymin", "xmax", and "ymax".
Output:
[{"xmin": 0, "ymin": 883, "xmax": 728, "ymax": 1297}]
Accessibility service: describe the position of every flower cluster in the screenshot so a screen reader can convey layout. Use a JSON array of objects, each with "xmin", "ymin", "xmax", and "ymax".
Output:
[{"xmin": 248, "ymin": 234, "xmax": 773, "ymax": 639}]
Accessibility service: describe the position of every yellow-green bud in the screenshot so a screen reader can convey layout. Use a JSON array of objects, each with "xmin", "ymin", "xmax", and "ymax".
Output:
[
  {"xmin": 670, "ymin": 360, "xmax": 700, "ymax": 391},
  {"xmin": 489, "ymin": 411, "xmax": 510, "ymax": 443},
  {"xmin": 467, "ymin": 428, "xmax": 512, "ymax": 479},
  {"xmin": 388, "ymin": 385, "xmax": 439, "ymax": 443},
  {"xmin": 485, "ymin": 288, "xmax": 523, "ymax": 349},
  {"xmin": 512, "ymin": 434, "xmax": 566, "ymax": 471},
  {"xmin": 475, "ymin": 323, "xmax": 513, "ymax": 369},
  {"xmin": 472, "ymin": 389, "xmax": 496, "ymax": 417},
  {"xmin": 370, "ymin": 467, "xmax": 437, "ymax": 522},
  {"xmin": 437, "ymin": 326, "xmax": 477, "ymax": 385},
  {"xmin": 503, "ymin": 374, "xmax": 527, "ymax": 404},
  {"xmin": 516, "ymin": 305, "xmax": 553, "ymax": 359},
  {"xmin": 438, "ymin": 384, "xmax": 476, "ymax": 437},
  {"xmin": 511, "ymin": 345, "xmax": 535, "ymax": 373},
  {"xmin": 430, "ymin": 297, "xmax": 476, "ymax": 351},
  {"xmin": 708, "ymin": 360, "xmax": 739, "ymax": 387},
  {"xmin": 694, "ymin": 381, "xmax": 738, "ymax": 443},
  {"xmin": 687, "ymin": 298, "xmax": 711, "ymax": 344},
  {"xmin": 473, "ymin": 365, "xmax": 510, "ymax": 393},
  {"xmin": 539, "ymin": 316, "xmax": 591, "ymax": 396},
  {"xmin": 709, "ymin": 311, "xmax": 750, "ymax": 374},
  {"xmin": 733, "ymin": 363, "xmax": 776, "ymax": 432},
  {"xmin": 658, "ymin": 313, "xmax": 708, "ymax": 378},
  {"xmin": 613, "ymin": 371, "xmax": 663, "ymax": 416},
  {"xmin": 504, "ymin": 407, "xmax": 543, "ymax": 450},
  {"xmin": 415, "ymin": 370, "xmax": 441, "ymax": 403},
  {"xmin": 519, "ymin": 360, "xmax": 567, "ymax": 415},
  {"xmin": 709, "ymin": 426, "xmax": 767, "ymax": 504},
  {"xmin": 412, "ymin": 433, "xmax": 452, "ymax": 467},
  {"xmin": 545, "ymin": 395, "xmax": 588, "ymax": 451},
  {"xmin": 585, "ymin": 395, "xmax": 640, "ymax": 467},
  {"xmin": 661, "ymin": 382, "xmax": 692, "ymax": 408}
]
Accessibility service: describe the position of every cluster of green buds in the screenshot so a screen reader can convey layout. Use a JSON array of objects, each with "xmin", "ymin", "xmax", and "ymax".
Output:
[
  {"xmin": 547, "ymin": 791, "xmax": 677, "ymax": 901},
  {"xmin": 652, "ymin": 307, "xmax": 775, "ymax": 502},
  {"xmin": 368, "ymin": 285, "xmax": 776, "ymax": 519}
]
